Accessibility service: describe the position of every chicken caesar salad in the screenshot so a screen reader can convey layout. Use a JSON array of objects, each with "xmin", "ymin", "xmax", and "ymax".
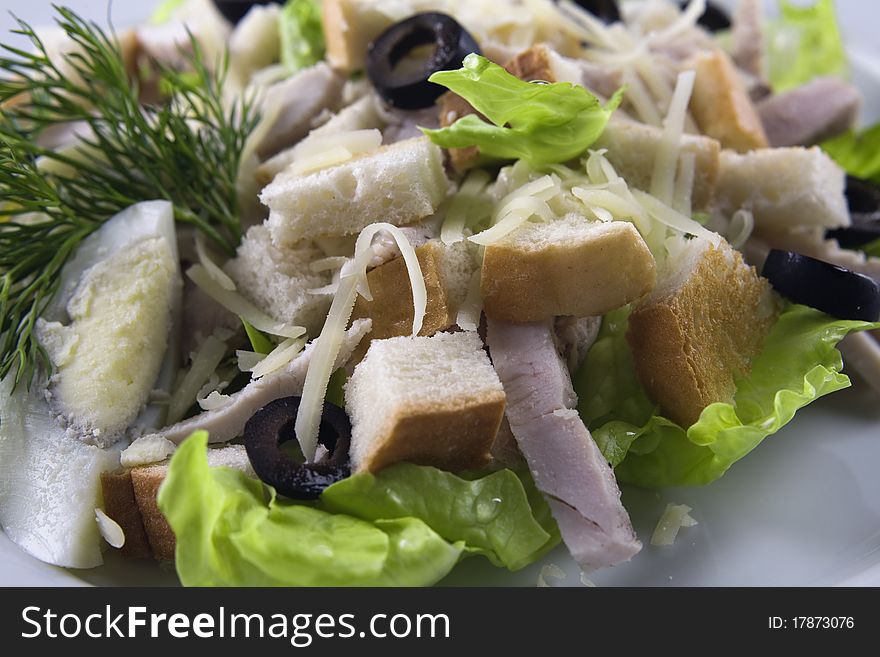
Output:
[{"xmin": 1, "ymin": 0, "xmax": 879, "ymax": 587}]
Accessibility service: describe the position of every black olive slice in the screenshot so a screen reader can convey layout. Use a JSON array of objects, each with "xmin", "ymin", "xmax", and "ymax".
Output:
[
  {"xmin": 826, "ymin": 176, "xmax": 880, "ymax": 249},
  {"xmin": 679, "ymin": 0, "xmax": 731, "ymax": 32},
  {"xmin": 571, "ymin": 1, "xmax": 621, "ymax": 24},
  {"xmin": 243, "ymin": 396, "xmax": 352, "ymax": 500},
  {"xmin": 365, "ymin": 12, "xmax": 481, "ymax": 109},
  {"xmin": 762, "ymin": 250, "xmax": 880, "ymax": 322},
  {"xmin": 212, "ymin": 1, "xmax": 276, "ymax": 25}
]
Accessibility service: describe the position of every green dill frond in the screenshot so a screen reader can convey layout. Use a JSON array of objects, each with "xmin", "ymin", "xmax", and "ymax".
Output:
[{"xmin": 0, "ymin": 6, "xmax": 259, "ymax": 387}]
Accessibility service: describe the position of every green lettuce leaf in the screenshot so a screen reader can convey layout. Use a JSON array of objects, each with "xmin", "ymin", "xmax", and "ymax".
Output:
[
  {"xmin": 150, "ymin": 0, "xmax": 186, "ymax": 24},
  {"xmin": 861, "ymin": 237, "xmax": 880, "ymax": 259},
  {"xmin": 157, "ymin": 432, "xmax": 461, "ymax": 586},
  {"xmin": 279, "ymin": 0, "xmax": 325, "ymax": 74},
  {"xmin": 321, "ymin": 463, "xmax": 559, "ymax": 570},
  {"xmin": 822, "ymin": 122, "xmax": 880, "ymax": 186},
  {"xmin": 240, "ymin": 317, "xmax": 273, "ymax": 355},
  {"xmin": 422, "ymin": 54, "xmax": 623, "ymax": 166},
  {"xmin": 574, "ymin": 305, "xmax": 876, "ymax": 488},
  {"xmin": 767, "ymin": 0, "xmax": 848, "ymax": 93}
]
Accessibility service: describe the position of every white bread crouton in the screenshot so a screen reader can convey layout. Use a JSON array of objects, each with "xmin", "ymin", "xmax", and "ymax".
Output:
[
  {"xmin": 263, "ymin": 137, "xmax": 450, "ymax": 246},
  {"xmin": 715, "ymin": 146, "xmax": 849, "ymax": 230},
  {"xmin": 627, "ymin": 237, "xmax": 778, "ymax": 427},
  {"xmin": 101, "ymin": 445, "xmax": 254, "ymax": 560},
  {"xmin": 352, "ymin": 240, "xmax": 476, "ymax": 340},
  {"xmin": 345, "ymin": 331, "xmax": 506, "ymax": 473},
  {"xmin": 224, "ymin": 224, "xmax": 333, "ymax": 337},
  {"xmin": 688, "ymin": 49, "xmax": 768, "ymax": 153},
  {"xmin": 481, "ymin": 215, "xmax": 656, "ymax": 322},
  {"xmin": 594, "ymin": 119, "xmax": 721, "ymax": 211}
]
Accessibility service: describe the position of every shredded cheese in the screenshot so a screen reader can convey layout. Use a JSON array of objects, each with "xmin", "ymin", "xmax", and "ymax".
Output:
[
  {"xmin": 621, "ymin": 67, "xmax": 664, "ymax": 127},
  {"xmin": 727, "ymin": 208, "xmax": 755, "ymax": 249},
  {"xmin": 289, "ymin": 129, "xmax": 383, "ymax": 176},
  {"xmin": 294, "ymin": 274, "xmax": 361, "ymax": 463},
  {"xmin": 296, "ymin": 223, "xmax": 426, "ymax": 461},
  {"xmin": 235, "ymin": 349, "xmax": 266, "ymax": 372},
  {"xmin": 456, "ymin": 269, "xmax": 483, "ymax": 331},
  {"xmin": 651, "ymin": 70, "xmax": 696, "ymax": 206},
  {"xmin": 648, "ymin": 0, "xmax": 707, "ymax": 46},
  {"xmin": 441, "ymin": 169, "xmax": 492, "ymax": 245},
  {"xmin": 470, "ymin": 175, "xmax": 560, "ymax": 246},
  {"xmin": 672, "ymin": 151, "xmax": 696, "ymax": 217},
  {"xmin": 186, "ymin": 264, "xmax": 306, "ymax": 339},
  {"xmin": 195, "ymin": 232, "xmax": 236, "ymax": 291},
  {"xmin": 631, "ymin": 189, "xmax": 720, "ymax": 245},
  {"xmin": 166, "ymin": 333, "xmax": 228, "ymax": 425},
  {"xmin": 537, "ymin": 563, "xmax": 566, "ymax": 587},
  {"xmin": 198, "ymin": 389, "xmax": 232, "ymax": 411},
  {"xmin": 95, "ymin": 509, "xmax": 125, "ymax": 549},
  {"xmin": 249, "ymin": 336, "xmax": 307, "ymax": 379},
  {"xmin": 651, "ymin": 503, "xmax": 698, "ymax": 546}
]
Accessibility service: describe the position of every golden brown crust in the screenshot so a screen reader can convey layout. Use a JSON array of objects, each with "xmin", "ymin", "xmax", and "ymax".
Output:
[
  {"xmin": 352, "ymin": 242, "xmax": 455, "ymax": 340},
  {"xmin": 627, "ymin": 243, "xmax": 778, "ymax": 427},
  {"xmin": 130, "ymin": 466, "xmax": 176, "ymax": 561},
  {"xmin": 100, "ymin": 470, "xmax": 152, "ymax": 559},
  {"xmin": 356, "ymin": 393, "xmax": 506, "ymax": 473},
  {"xmin": 481, "ymin": 222, "xmax": 656, "ymax": 322},
  {"xmin": 438, "ymin": 45, "xmax": 558, "ymax": 171},
  {"xmin": 322, "ymin": 0, "xmax": 354, "ymax": 71},
  {"xmin": 689, "ymin": 49, "xmax": 769, "ymax": 153}
]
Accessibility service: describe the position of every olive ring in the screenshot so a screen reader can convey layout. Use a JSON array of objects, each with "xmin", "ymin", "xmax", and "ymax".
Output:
[
  {"xmin": 366, "ymin": 12, "xmax": 481, "ymax": 109},
  {"xmin": 243, "ymin": 396, "xmax": 352, "ymax": 500}
]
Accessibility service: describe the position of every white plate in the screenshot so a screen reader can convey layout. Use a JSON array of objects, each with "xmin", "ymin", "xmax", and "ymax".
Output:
[{"xmin": 1, "ymin": 0, "xmax": 879, "ymax": 587}]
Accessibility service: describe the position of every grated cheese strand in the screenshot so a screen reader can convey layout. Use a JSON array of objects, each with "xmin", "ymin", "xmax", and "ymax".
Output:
[
  {"xmin": 632, "ymin": 188, "xmax": 720, "ymax": 244},
  {"xmin": 187, "ymin": 264, "xmax": 306, "ymax": 339},
  {"xmin": 649, "ymin": 0, "xmax": 707, "ymax": 46},
  {"xmin": 195, "ymin": 232, "xmax": 236, "ymax": 291},
  {"xmin": 296, "ymin": 223, "xmax": 427, "ymax": 461},
  {"xmin": 441, "ymin": 169, "xmax": 492, "ymax": 245},
  {"xmin": 456, "ymin": 269, "xmax": 483, "ymax": 331},
  {"xmin": 249, "ymin": 336, "xmax": 307, "ymax": 379},
  {"xmin": 672, "ymin": 151, "xmax": 696, "ymax": 217},
  {"xmin": 166, "ymin": 333, "xmax": 228, "ymax": 425},
  {"xmin": 354, "ymin": 223, "xmax": 426, "ymax": 335},
  {"xmin": 651, "ymin": 503, "xmax": 698, "ymax": 546},
  {"xmin": 294, "ymin": 274, "xmax": 361, "ymax": 462},
  {"xmin": 651, "ymin": 70, "xmax": 696, "ymax": 206}
]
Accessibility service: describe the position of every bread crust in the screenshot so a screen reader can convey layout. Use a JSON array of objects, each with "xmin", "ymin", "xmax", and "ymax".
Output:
[
  {"xmin": 352, "ymin": 242, "xmax": 455, "ymax": 340},
  {"xmin": 130, "ymin": 466, "xmax": 176, "ymax": 561},
  {"xmin": 481, "ymin": 221, "xmax": 656, "ymax": 322},
  {"xmin": 355, "ymin": 394, "xmax": 506, "ymax": 473},
  {"xmin": 627, "ymin": 242, "xmax": 778, "ymax": 427},
  {"xmin": 99, "ymin": 465, "xmax": 175, "ymax": 561},
  {"xmin": 688, "ymin": 49, "xmax": 769, "ymax": 153},
  {"xmin": 100, "ymin": 471, "xmax": 153, "ymax": 559}
]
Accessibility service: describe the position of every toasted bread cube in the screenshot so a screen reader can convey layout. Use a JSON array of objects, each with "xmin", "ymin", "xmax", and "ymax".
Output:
[
  {"xmin": 263, "ymin": 137, "xmax": 450, "ymax": 245},
  {"xmin": 345, "ymin": 332, "xmax": 506, "ymax": 473},
  {"xmin": 594, "ymin": 120, "xmax": 721, "ymax": 212},
  {"xmin": 715, "ymin": 146, "xmax": 849, "ymax": 230},
  {"xmin": 627, "ymin": 238, "xmax": 778, "ymax": 427},
  {"xmin": 352, "ymin": 241, "xmax": 476, "ymax": 340},
  {"xmin": 688, "ymin": 49, "xmax": 768, "ymax": 153},
  {"xmin": 101, "ymin": 446, "xmax": 255, "ymax": 561},
  {"xmin": 481, "ymin": 215, "xmax": 656, "ymax": 322},
  {"xmin": 100, "ymin": 471, "xmax": 152, "ymax": 559}
]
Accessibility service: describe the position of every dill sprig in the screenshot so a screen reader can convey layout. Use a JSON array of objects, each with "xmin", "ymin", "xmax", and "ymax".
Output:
[{"xmin": 0, "ymin": 6, "xmax": 259, "ymax": 387}]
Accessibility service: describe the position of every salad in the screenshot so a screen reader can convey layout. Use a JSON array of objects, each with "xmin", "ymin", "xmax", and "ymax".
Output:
[{"xmin": 1, "ymin": 0, "xmax": 879, "ymax": 587}]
